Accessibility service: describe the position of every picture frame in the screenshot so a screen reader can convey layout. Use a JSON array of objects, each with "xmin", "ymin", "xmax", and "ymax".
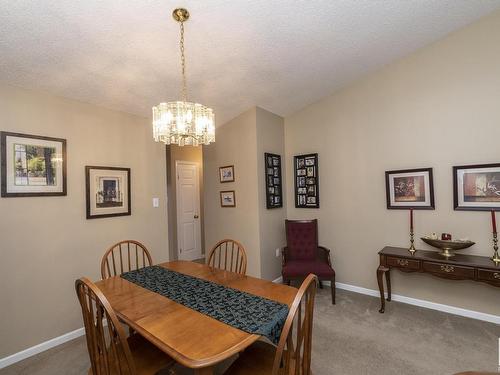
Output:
[
  {"xmin": 294, "ymin": 153, "xmax": 319, "ymax": 208},
  {"xmin": 219, "ymin": 165, "xmax": 235, "ymax": 183},
  {"xmin": 264, "ymin": 152, "xmax": 283, "ymax": 209},
  {"xmin": 385, "ymin": 168, "xmax": 434, "ymax": 209},
  {"xmin": 1, "ymin": 131, "xmax": 67, "ymax": 197},
  {"xmin": 220, "ymin": 190, "xmax": 236, "ymax": 207},
  {"xmin": 453, "ymin": 163, "xmax": 500, "ymax": 211},
  {"xmin": 86, "ymin": 166, "xmax": 131, "ymax": 219}
]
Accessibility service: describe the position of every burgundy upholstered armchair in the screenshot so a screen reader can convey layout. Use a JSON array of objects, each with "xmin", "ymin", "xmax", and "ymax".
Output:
[{"xmin": 282, "ymin": 219, "xmax": 336, "ymax": 304}]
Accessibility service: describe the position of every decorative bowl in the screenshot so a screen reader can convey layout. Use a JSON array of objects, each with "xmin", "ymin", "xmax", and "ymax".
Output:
[{"xmin": 421, "ymin": 237, "xmax": 475, "ymax": 257}]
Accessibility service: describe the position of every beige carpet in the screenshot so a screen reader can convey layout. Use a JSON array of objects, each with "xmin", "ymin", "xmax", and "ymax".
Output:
[{"xmin": 1, "ymin": 287, "xmax": 498, "ymax": 375}]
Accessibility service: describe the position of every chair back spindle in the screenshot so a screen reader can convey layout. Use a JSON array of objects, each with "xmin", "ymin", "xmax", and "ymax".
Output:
[
  {"xmin": 101, "ymin": 240, "xmax": 153, "ymax": 279},
  {"xmin": 207, "ymin": 239, "xmax": 247, "ymax": 275},
  {"xmin": 75, "ymin": 277, "xmax": 137, "ymax": 375},
  {"xmin": 273, "ymin": 274, "xmax": 318, "ymax": 375}
]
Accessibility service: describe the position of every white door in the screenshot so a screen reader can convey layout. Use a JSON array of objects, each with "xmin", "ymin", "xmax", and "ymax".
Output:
[{"xmin": 176, "ymin": 161, "xmax": 202, "ymax": 261}]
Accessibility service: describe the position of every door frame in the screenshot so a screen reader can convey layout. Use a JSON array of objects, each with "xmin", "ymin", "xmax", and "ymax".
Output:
[{"xmin": 175, "ymin": 160, "xmax": 202, "ymax": 261}]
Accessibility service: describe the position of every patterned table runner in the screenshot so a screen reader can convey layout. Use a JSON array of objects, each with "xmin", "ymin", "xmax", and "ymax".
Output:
[{"xmin": 121, "ymin": 265, "xmax": 289, "ymax": 344}]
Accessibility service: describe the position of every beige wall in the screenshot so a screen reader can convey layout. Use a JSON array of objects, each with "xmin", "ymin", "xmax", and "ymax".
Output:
[
  {"xmin": 284, "ymin": 11, "xmax": 500, "ymax": 316},
  {"xmin": 256, "ymin": 108, "xmax": 286, "ymax": 280},
  {"xmin": 203, "ymin": 108, "xmax": 262, "ymax": 277},
  {"xmin": 0, "ymin": 84, "xmax": 169, "ymax": 358},
  {"xmin": 166, "ymin": 145, "xmax": 204, "ymax": 260}
]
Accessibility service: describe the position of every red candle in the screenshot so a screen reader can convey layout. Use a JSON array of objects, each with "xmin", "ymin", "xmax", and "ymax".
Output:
[
  {"xmin": 492, "ymin": 210, "xmax": 497, "ymax": 233},
  {"xmin": 410, "ymin": 209, "xmax": 414, "ymax": 232}
]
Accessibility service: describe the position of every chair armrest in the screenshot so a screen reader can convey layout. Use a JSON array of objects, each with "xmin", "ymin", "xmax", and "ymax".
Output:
[
  {"xmin": 281, "ymin": 247, "xmax": 289, "ymax": 267},
  {"xmin": 317, "ymin": 246, "xmax": 332, "ymax": 266}
]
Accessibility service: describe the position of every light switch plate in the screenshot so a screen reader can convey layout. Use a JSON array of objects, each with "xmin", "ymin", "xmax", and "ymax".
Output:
[
  {"xmin": 276, "ymin": 248, "xmax": 281, "ymax": 258},
  {"xmin": 152, "ymin": 198, "xmax": 160, "ymax": 208}
]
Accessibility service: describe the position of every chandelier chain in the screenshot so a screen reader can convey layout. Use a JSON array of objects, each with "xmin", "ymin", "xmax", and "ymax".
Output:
[{"xmin": 179, "ymin": 21, "xmax": 187, "ymax": 102}]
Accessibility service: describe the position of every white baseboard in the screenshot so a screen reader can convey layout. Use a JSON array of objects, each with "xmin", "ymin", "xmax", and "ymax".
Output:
[
  {"xmin": 0, "ymin": 327, "xmax": 85, "ymax": 370},
  {"xmin": 2, "ymin": 279, "xmax": 499, "ymax": 370},
  {"xmin": 273, "ymin": 277, "xmax": 500, "ymax": 325}
]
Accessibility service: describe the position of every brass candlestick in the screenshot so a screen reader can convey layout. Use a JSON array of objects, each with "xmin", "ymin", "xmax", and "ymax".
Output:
[
  {"xmin": 492, "ymin": 232, "xmax": 500, "ymax": 264},
  {"xmin": 409, "ymin": 230, "xmax": 416, "ymax": 255}
]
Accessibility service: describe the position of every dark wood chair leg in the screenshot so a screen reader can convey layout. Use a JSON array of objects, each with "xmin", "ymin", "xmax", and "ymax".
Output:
[
  {"xmin": 319, "ymin": 280, "xmax": 323, "ymax": 289},
  {"xmin": 331, "ymin": 276, "xmax": 336, "ymax": 304}
]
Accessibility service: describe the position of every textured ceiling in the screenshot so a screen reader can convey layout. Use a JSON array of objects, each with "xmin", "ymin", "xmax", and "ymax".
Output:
[{"xmin": 1, "ymin": 1, "xmax": 500, "ymax": 125}]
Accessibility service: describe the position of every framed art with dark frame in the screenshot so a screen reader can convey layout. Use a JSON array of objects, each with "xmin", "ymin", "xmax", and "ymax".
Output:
[
  {"xmin": 219, "ymin": 165, "xmax": 235, "ymax": 183},
  {"xmin": 86, "ymin": 166, "xmax": 131, "ymax": 219},
  {"xmin": 265, "ymin": 152, "xmax": 283, "ymax": 209},
  {"xmin": 294, "ymin": 153, "xmax": 319, "ymax": 208},
  {"xmin": 385, "ymin": 167, "xmax": 435, "ymax": 209},
  {"xmin": 453, "ymin": 163, "xmax": 500, "ymax": 211},
  {"xmin": 1, "ymin": 131, "xmax": 67, "ymax": 197},
  {"xmin": 220, "ymin": 190, "xmax": 236, "ymax": 207}
]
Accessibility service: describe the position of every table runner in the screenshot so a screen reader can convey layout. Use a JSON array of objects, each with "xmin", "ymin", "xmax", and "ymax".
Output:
[{"xmin": 121, "ymin": 265, "xmax": 289, "ymax": 344}]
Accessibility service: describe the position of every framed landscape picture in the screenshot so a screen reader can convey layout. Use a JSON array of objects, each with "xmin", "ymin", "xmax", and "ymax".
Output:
[
  {"xmin": 264, "ymin": 152, "xmax": 283, "ymax": 209},
  {"xmin": 453, "ymin": 163, "xmax": 500, "ymax": 211},
  {"xmin": 86, "ymin": 166, "xmax": 131, "ymax": 219},
  {"xmin": 294, "ymin": 153, "xmax": 319, "ymax": 208},
  {"xmin": 219, "ymin": 165, "xmax": 235, "ymax": 183},
  {"xmin": 220, "ymin": 190, "xmax": 236, "ymax": 207},
  {"xmin": 385, "ymin": 168, "xmax": 434, "ymax": 209},
  {"xmin": 1, "ymin": 132, "xmax": 67, "ymax": 197}
]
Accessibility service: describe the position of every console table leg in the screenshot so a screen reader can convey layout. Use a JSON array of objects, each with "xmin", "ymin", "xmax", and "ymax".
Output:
[
  {"xmin": 377, "ymin": 266, "xmax": 387, "ymax": 313},
  {"xmin": 385, "ymin": 269, "xmax": 391, "ymax": 301}
]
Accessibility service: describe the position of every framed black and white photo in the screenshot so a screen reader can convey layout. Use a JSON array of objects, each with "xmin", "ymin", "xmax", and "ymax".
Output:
[
  {"xmin": 453, "ymin": 163, "xmax": 500, "ymax": 211},
  {"xmin": 265, "ymin": 152, "xmax": 283, "ymax": 209},
  {"xmin": 1, "ymin": 132, "xmax": 67, "ymax": 197},
  {"xmin": 385, "ymin": 168, "xmax": 434, "ymax": 209},
  {"xmin": 294, "ymin": 153, "xmax": 319, "ymax": 208},
  {"xmin": 219, "ymin": 165, "xmax": 235, "ymax": 183},
  {"xmin": 86, "ymin": 166, "xmax": 131, "ymax": 219},
  {"xmin": 220, "ymin": 190, "xmax": 236, "ymax": 207}
]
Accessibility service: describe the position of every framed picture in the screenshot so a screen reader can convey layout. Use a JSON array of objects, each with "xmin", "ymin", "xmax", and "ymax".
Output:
[
  {"xmin": 264, "ymin": 152, "xmax": 283, "ymax": 209},
  {"xmin": 294, "ymin": 153, "xmax": 319, "ymax": 208},
  {"xmin": 220, "ymin": 190, "xmax": 236, "ymax": 207},
  {"xmin": 1, "ymin": 132, "xmax": 67, "ymax": 197},
  {"xmin": 86, "ymin": 166, "xmax": 131, "ymax": 219},
  {"xmin": 219, "ymin": 165, "xmax": 235, "ymax": 183},
  {"xmin": 385, "ymin": 168, "xmax": 434, "ymax": 209},
  {"xmin": 453, "ymin": 163, "xmax": 500, "ymax": 211}
]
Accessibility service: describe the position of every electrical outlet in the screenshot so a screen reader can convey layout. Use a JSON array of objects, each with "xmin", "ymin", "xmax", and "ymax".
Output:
[{"xmin": 276, "ymin": 248, "xmax": 281, "ymax": 258}]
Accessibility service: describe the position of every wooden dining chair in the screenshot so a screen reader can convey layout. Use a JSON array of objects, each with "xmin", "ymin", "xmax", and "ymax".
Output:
[
  {"xmin": 225, "ymin": 273, "xmax": 318, "ymax": 375},
  {"xmin": 207, "ymin": 239, "xmax": 247, "ymax": 275},
  {"xmin": 75, "ymin": 277, "xmax": 174, "ymax": 375},
  {"xmin": 101, "ymin": 240, "xmax": 153, "ymax": 279}
]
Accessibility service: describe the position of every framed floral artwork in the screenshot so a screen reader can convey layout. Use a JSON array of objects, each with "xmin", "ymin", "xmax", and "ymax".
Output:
[
  {"xmin": 219, "ymin": 165, "xmax": 235, "ymax": 183},
  {"xmin": 385, "ymin": 168, "xmax": 434, "ymax": 209},
  {"xmin": 453, "ymin": 163, "xmax": 500, "ymax": 211}
]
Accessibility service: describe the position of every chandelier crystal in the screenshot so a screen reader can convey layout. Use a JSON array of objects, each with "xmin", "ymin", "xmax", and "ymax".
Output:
[{"xmin": 152, "ymin": 8, "xmax": 215, "ymax": 146}]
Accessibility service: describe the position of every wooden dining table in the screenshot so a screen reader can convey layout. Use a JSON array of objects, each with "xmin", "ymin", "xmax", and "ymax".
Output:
[{"xmin": 95, "ymin": 260, "xmax": 297, "ymax": 375}]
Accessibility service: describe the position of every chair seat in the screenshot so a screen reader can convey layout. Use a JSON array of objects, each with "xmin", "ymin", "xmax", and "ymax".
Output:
[
  {"xmin": 225, "ymin": 341, "xmax": 276, "ymax": 375},
  {"xmin": 88, "ymin": 334, "xmax": 174, "ymax": 375},
  {"xmin": 283, "ymin": 260, "xmax": 334, "ymax": 278}
]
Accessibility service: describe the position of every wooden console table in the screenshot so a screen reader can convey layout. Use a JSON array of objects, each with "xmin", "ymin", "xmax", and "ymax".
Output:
[{"xmin": 377, "ymin": 246, "xmax": 500, "ymax": 313}]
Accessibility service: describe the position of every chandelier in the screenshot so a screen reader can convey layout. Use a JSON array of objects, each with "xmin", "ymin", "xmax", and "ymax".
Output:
[{"xmin": 152, "ymin": 8, "xmax": 215, "ymax": 147}]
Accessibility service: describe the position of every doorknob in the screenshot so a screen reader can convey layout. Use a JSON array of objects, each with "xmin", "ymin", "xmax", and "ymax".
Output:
[{"xmin": 194, "ymin": 214, "xmax": 199, "ymax": 219}]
